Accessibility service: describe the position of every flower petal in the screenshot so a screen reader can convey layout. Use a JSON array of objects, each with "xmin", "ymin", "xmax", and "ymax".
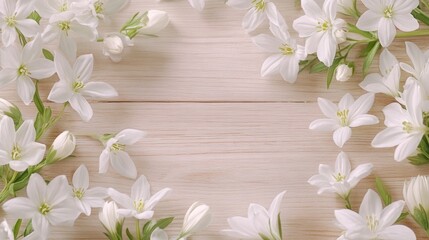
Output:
[
  {"xmin": 145, "ymin": 188, "xmax": 172, "ymax": 211},
  {"xmin": 335, "ymin": 151, "xmax": 351, "ymax": 176},
  {"xmin": 115, "ymin": 129, "xmax": 145, "ymax": 145},
  {"xmin": 356, "ymin": 11, "xmax": 381, "ymax": 31},
  {"xmin": 333, "ymin": 126, "xmax": 352, "ymax": 148},
  {"xmin": 131, "ymin": 175, "xmax": 151, "ymax": 201},
  {"xmin": 73, "ymin": 165, "xmax": 89, "ymax": 190},
  {"xmin": 394, "ymin": 134, "xmax": 423, "ymax": 161},
  {"xmin": 359, "ymin": 189, "xmax": 383, "ymax": 219},
  {"xmin": 17, "ymin": 75, "xmax": 35, "ymax": 105},
  {"xmin": 252, "ymin": 34, "xmax": 282, "ymax": 53},
  {"xmin": 242, "ymin": 8, "xmax": 266, "ymax": 32},
  {"xmin": 349, "ymin": 114, "xmax": 379, "ymax": 127},
  {"xmin": 378, "ymin": 225, "xmax": 416, "ymax": 240},
  {"xmin": 47, "ymin": 82, "xmax": 73, "ymax": 103},
  {"xmin": 378, "ymin": 18, "xmax": 396, "ymax": 48},
  {"xmin": 27, "ymin": 59, "xmax": 56, "ymax": 80},
  {"xmin": 378, "ymin": 200, "xmax": 405, "ymax": 229},
  {"xmin": 2, "ymin": 197, "xmax": 36, "ymax": 219},
  {"xmin": 16, "ymin": 120, "xmax": 36, "ymax": 146},
  {"xmin": 73, "ymin": 54, "xmax": 93, "ymax": 83},
  {"xmin": 81, "ymin": 82, "xmax": 118, "ymax": 99},
  {"xmin": 309, "ymin": 118, "xmax": 339, "ymax": 131},
  {"xmin": 393, "ymin": 14, "xmax": 419, "ymax": 32},
  {"xmin": 348, "ymin": 163, "xmax": 373, "ymax": 188},
  {"xmin": 69, "ymin": 94, "xmax": 93, "ymax": 122},
  {"xmin": 110, "ymin": 151, "xmax": 137, "ymax": 179}
]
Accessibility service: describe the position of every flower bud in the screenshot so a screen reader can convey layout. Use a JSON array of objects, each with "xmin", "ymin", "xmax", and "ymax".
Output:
[
  {"xmin": 179, "ymin": 202, "xmax": 211, "ymax": 238},
  {"xmin": 141, "ymin": 10, "xmax": 169, "ymax": 35},
  {"xmin": 99, "ymin": 201, "xmax": 124, "ymax": 235},
  {"xmin": 50, "ymin": 131, "xmax": 76, "ymax": 162},
  {"xmin": 0, "ymin": 219, "xmax": 13, "ymax": 240},
  {"xmin": 335, "ymin": 29, "xmax": 347, "ymax": 44},
  {"xmin": 335, "ymin": 64, "xmax": 353, "ymax": 82},
  {"xmin": 102, "ymin": 33, "xmax": 133, "ymax": 63},
  {"xmin": 404, "ymin": 176, "xmax": 429, "ymax": 232}
]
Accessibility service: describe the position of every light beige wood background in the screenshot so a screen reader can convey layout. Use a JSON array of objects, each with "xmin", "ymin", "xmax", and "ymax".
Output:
[{"xmin": 2, "ymin": 0, "xmax": 429, "ymax": 239}]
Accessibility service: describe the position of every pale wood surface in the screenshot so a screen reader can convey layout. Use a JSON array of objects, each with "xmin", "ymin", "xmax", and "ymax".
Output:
[{"xmin": 1, "ymin": 0, "xmax": 429, "ymax": 239}]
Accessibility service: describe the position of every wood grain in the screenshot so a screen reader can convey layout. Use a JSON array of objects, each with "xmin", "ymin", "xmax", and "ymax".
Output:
[{"xmin": 1, "ymin": 0, "xmax": 429, "ymax": 239}]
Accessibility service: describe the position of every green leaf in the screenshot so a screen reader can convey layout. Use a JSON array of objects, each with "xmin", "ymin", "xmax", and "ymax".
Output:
[
  {"xmin": 359, "ymin": 41, "xmax": 376, "ymax": 58},
  {"xmin": 258, "ymin": 233, "xmax": 271, "ymax": 240},
  {"xmin": 326, "ymin": 58, "xmax": 342, "ymax": 88},
  {"xmin": 23, "ymin": 220, "xmax": 33, "ymax": 236},
  {"xmin": 363, "ymin": 41, "xmax": 380, "ymax": 75},
  {"xmin": 277, "ymin": 213, "xmax": 283, "ymax": 239},
  {"xmin": 126, "ymin": 228, "xmax": 135, "ymax": 240},
  {"xmin": 42, "ymin": 49, "xmax": 54, "ymax": 61},
  {"xmin": 154, "ymin": 217, "xmax": 174, "ymax": 229},
  {"xmin": 375, "ymin": 177, "xmax": 392, "ymax": 206},
  {"xmin": 412, "ymin": 205, "xmax": 429, "ymax": 230},
  {"xmin": 33, "ymin": 81, "xmax": 45, "ymax": 114},
  {"xmin": 412, "ymin": 8, "xmax": 429, "ymax": 26},
  {"xmin": 27, "ymin": 11, "xmax": 41, "ymax": 24},
  {"xmin": 142, "ymin": 217, "xmax": 174, "ymax": 240},
  {"xmin": 310, "ymin": 61, "xmax": 328, "ymax": 73},
  {"xmin": 396, "ymin": 212, "xmax": 409, "ymax": 223},
  {"xmin": 13, "ymin": 219, "xmax": 22, "ymax": 239}
]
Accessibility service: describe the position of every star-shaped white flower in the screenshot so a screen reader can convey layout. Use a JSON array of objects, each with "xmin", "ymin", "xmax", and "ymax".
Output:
[
  {"xmin": 360, "ymin": 48, "xmax": 401, "ymax": 98},
  {"xmin": 335, "ymin": 189, "xmax": 416, "ymax": 240},
  {"xmin": 223, "ymin": 191, "xmax": 286, "ymax": 240},
  {"xmin": 0, "ymin": 116, "xmax": 46, "ymax": 172},
  {"xmin": 108, "ymin": 175, "xmax": 171, "ymax": 219},
  {"xmin": 293, "ymin": 0, "xmax": 346, "ymax": 67},
  {"xmin": 0, "ymin": 35, "xmax": 56, "ymax": 105},
  {"xmin": 2, "ymin": 173, "xmax": 79, "ymax": 239},
  {"xmin": 0, "ymin": 0, "xmax": 40, "ymax": 47},
  {"xmin": 71, "ymin": 165, "xmax": 108, "ymax": 216},
  {"xmin": 356, "ymin": 0, "xmax": 419, "ymax": 47},
  {"xmin": 252, "ymin": 21, "xmax": 307, "ymax": 83},
  {"xmin": 309, "ymin": 93, "xmax": 379, "ymax": 148},
  {"xmin": 48, "ymin": 51, "xmax": 118, "ymax": 122},
  {"xmin": 227, "ymin": 0, "xmax": 279, "ymax": 32},
  {"xmin": 308, "ymin": 152, "xmax": 373, "ymax": 198},
  {"xmin": 372, "ymin": 79, "xmax": 426, "ymax": 161},
  {"xmin": 400, "ymin": 41, "xmax": 429, "ymax": 82},
  {"xmin": 99, "ymin": 129, "xmax": 145, "ymax": 179}
]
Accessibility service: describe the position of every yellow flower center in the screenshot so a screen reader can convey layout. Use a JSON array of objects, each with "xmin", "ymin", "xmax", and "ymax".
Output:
[
  {"xmin": 333, "ymin": 173, "xmax": 346, "ymax": 182},
  {"xmin": 384, "ymin": 6, "xmax": 393, "ymax": 18},
  {"xmin": 17, "ymin": 65, "xmax": 30, "ymax": 76},
  {"xmin": 279, "ymin": 44, "xmax": 294, "ymax": 55},
  {"xmin": 59, "ymin": 21, "xmax": 71, "ymax": 32},
  {"xmin": 60, "ymin": 3, "xmax": 68, "ymax": 12},
  {"xmin": 402, "ymin": 121, "xmax": 413, "ymax": 133},
  {"xmin": 11, "ymin": 144, "xmax": 21, "ymax": 160},
  {"xmin": 366, "ymin": 214, "xmax": 379, "ymax": 231},
  {"xmin": 39, "ymin": 202, "xmax": 51, "ymax": 215},
  {"xmin": 5, "ymin": 16, "xmax": 16, "ymax": 27},
  {"xmin": 110, "ymin": 143, "xmax": 126, "ymax": 152},
  {"xmin": 133, "ymin": 199, "xmax": 145, "ymax": 212},
  {"xmin": 337, "ymin": 109, "xmax": 349, "ymax": 126},
  {"xmin": 73, "ymin": 188, "xmax": 85, "ymax": 199},
  {"xmin": 318, "ymin": 20, "xmax": 331, "ymax": 32},
  {"xmin": 72, "ymin": 81, "xmax": 84, "ymax": 92},
  {"xmin": 94, "ymin": 0, "xmax": 104, "ymax": 14},
  {"xmin": 251, "ymin": 0, "xmax": 266, "ymax": 11}
]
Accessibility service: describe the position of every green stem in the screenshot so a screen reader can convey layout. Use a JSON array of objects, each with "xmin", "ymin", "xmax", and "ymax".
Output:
[
  {"xmin": 396, "ymin": 29, "xmax": 429, "ymax": 38},
  {"xmin": 0, "ymin": 171, "xmax": 19, "ymax": 202},
  {"xmin": 135, "ymin": 219, "xmax": 141, "ymax": 240},
  {"xmin": 342, "ymin": 195, "xmax": 352, "ymax": 210}
]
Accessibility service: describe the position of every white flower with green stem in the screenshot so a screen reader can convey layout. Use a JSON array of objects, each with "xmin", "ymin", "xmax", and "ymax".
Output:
[
  {"xmin": 47, "ymin": 51, "xmax": 118, "ymax": 122},
  {"xmin": 309, "ymin": 93, "xmax": 379, "ymax": 148},
  {"xmin": 308, "ymin": 151, "xmax": 373, "ymax": 209},
  {"xmin": 0, "ymin": 34, "xmax": 56, "ymax": 105},
  {"xmin": 335, "ymin": 189, "xmax": 416, "ymax": 240},
  {"xmin": 2, "ymin": 173, "xmax": 79, "ymax": 239}
]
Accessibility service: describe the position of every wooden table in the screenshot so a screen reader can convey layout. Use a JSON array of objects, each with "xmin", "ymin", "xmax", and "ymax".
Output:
[{"xmin": 2, "ymin": 0, "xmax": 429, "ymax": 239}]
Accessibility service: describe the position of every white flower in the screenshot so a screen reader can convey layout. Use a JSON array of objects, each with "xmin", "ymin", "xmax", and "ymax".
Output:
[
  {"xmin": 252, "ymin": 23, "xmax": 306, "ymax": 83},
  {"xmin": 372, "ymin": 80, "xmax": 426, "ymax": 161},
  {"xmin": 42, "ymin": 11, "xmax": 97, "ymax": 61},
  {"xmin": 309, "ymin": 93, "xmax": 379, "ymax": 148},
  {"xmin": 308, "ymin": 152, "xmax": 373, "ymax": 198},
  {"xmin": 99, "ymin": 201, "xmax": 124, "ymax": 236},
  {"xmin": 356, "ymin": 0, "xmax": 419, "ymax": 47},
  {"xmin": 335, "ymin": 189, "xmax": 416, "ymax": 240},
  {"xmin": 108, "ymin": 175, "xmax": 171, "ymax": 219},
  {"xmin": 102, "ymin": 33, "xmax": 134, "ymax": 63},
  {"xmin": 400, "ymin": 41, "xmax": 429, "ymax": 81},
  {"xmin": 48, "ymin": 51, "xmax": 118, "ymax": 122},
  {"xmin": 223, "ymin": 191, "xmax": 286, "ymax": 240},
  {"xmin": 0, "ymin": 116, "xmax": 46, "ymax": 172},
  {"xmin": 2, "ymin": 173, "xmax": 78, "ymax": 238},
  {"xmin": 151, "ymin": 228, "xmax": 169, "ymax": 240},
  {"xmin": 71, "ymin": 165, "xmax": 108, "ymax": 216},
  {"xmin": 403, "ymin": 176, "xmax": 429, "ymax": 216},
  {"xmin": 0, "ymin": 219, "xmax": 13, "ymax": 240},
  {"xmin": 141, "ymin": 10, "xmax": 170, "ymax": 35},
  {"xmin": 0, "ymin": 35, "xmax": 56, "ymax": 105},
  {"xmin": 0, "ymin": 0, "xmax": 40, "ymax": 47},
  {"xmin": 50, "ymin": 131, "xmax": 76, "ymax": 162},
  {"xmin": 360, "ymin": 48, "xmax": 401, "ymax": 98},
  {"xmin": 293, "ymin": 0, "xmax": 346, "ymax": 67},
  {"xmin": 179, "ymin": 202, "xmax": 211, "ymax": 239},
  {"xmin": 90, "ymin": 0, "xmax": 129, "ymax": 20},
  {"xmin": 336, "ymin": 64, "xmax": 353, "ymax": 82},
  {"xmin": 99, "ymin": 129, "xmax": 145, "ymax": 179},
  {"xmin": 226, "ymin": 0, "xmax": 279, "ymax": 32},
  {"xmin": 188, "ymin": 0, "xmax": 205, "ymax": 11}
]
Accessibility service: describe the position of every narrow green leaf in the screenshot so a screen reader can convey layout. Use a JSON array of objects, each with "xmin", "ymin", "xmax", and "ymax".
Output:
[
  {"xmin": 375, "ymin": 177, "xmax": 392, "ymax": 206},
  {"xmin": 13, "ymin": 219, "xmax": 22, "ymax": 239},
  {"xmin": 363, "ymin": 41, "xmax": 380, "ymax": 75},
  {"xmin": 412, "ymin": 8, "xmax": 429, "ymax": 26},
  {"xmin": 326, "ymin": 58, "xmax": 342, "ymax": 88},
  {"xmin": 23, "ymin": 220, "xmax": 32, "ymax": 236},
  {"xmin": 42, "ymin": 49, "xmax": 54, "ymax": 61},
  {"xmin": 258, "ymin": 233, "xmax": 271, "ymax": 240},
  {"xmin": 27, "ymin": 11, "xmax": 41, "ymax": 24},
  {"xmin": 154, "ymin": 217, "xmax": 174, "ymax": 229},
  {"xmin": 33, "ymin": 81, "xmax": 45, "ymax": 114},
  {"xmin": 359, "ymin": 41, "xmax": 376, "ymax": 57},
  {"xmin": 310, "ymin": 61, "xmax": 328, "ymax": 73},
  {"xmin": 277, "ymin": 213, "xmax": 283, "ymax": 239},
  {"xmin": 396, "ymin": 212, "xmax": 409, "ymax": 223},
  {"xmin": 126, "ymin": 228, "xmax": 135, "ymax": 240}
]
